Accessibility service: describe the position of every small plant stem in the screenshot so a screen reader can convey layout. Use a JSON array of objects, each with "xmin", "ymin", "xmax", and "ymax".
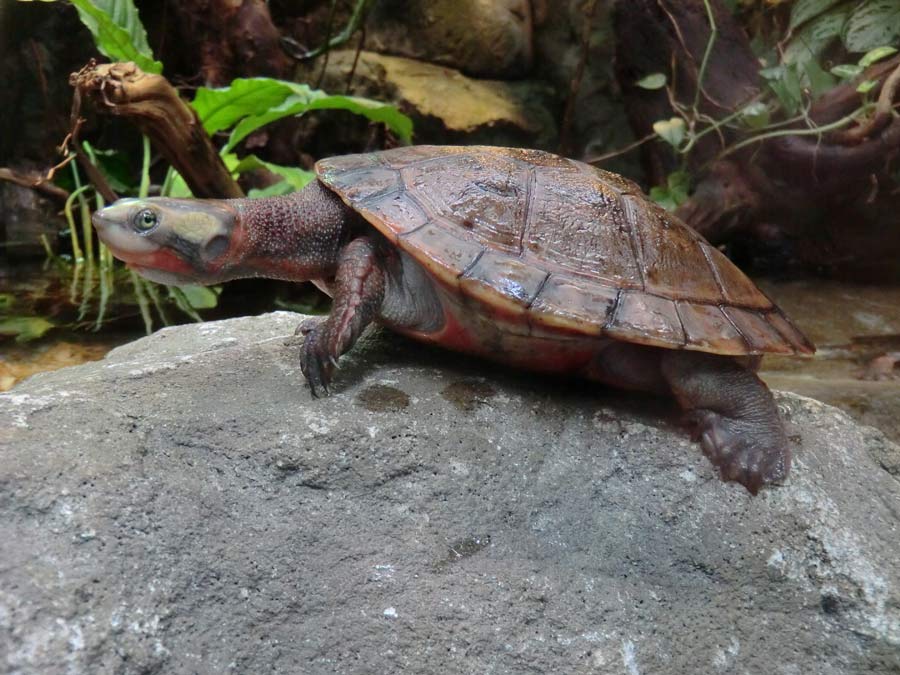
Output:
[
  {"xmin": 129, "ymin": 270, "xmax": 154, "ymax": 334},
  {"xmin": 716, "ymin": 104, "xmax": 878, "ymax": 159},
  {"xmin": 63, "ymin": 183, "xmax": 90, "ymax": 265},
  {"xmin": 693, "ymin": 0, "xmax": 718, "ymax": 113},
  {"xmin": 139, "ymin": 135, "xmax": 152, "ymax": 198}
]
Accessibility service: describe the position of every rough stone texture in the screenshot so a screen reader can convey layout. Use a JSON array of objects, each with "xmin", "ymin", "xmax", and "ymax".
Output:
[{"xmin": 2, "ymin": 312, "xmax": 899, "ymax": 674}]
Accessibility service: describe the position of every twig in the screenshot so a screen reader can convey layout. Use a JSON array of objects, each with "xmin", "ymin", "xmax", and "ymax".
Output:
[
  {"xmin": 315, "ymin": 0, "xmax": 339, "ymax": 89},
  {"xmin": 346, "ymin": 25, "xmax": 366, "ymax": 94},
  {"xmin": 717, "ymin": 104, "xmax": 878, "ymax": 159},
  {"xmin": 585, "ymin": 133, "xmax": 656, "ymax": 164},
  {"xmin": 0, "ymin": 167, "xmax": 69, "ymax": 202}
]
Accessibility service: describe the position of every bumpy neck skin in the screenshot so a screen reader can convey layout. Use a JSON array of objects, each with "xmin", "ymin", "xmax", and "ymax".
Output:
[{"xmin": 228, "ymin": 181, "xmax": 351, "ymax": 282}]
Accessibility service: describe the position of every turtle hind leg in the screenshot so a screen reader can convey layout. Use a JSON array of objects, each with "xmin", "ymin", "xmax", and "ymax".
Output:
[{"xmin": 660, "ymin": 350, "xmax": 790, "ymax": 495}]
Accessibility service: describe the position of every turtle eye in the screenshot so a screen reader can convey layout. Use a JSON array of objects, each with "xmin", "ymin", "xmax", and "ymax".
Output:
[{"xmin": 133, "ymin": 208, "xmax": 159, "ymax": 233}]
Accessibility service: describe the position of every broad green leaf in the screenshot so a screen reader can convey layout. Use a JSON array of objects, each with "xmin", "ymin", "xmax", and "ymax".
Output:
[
  {"xmin": 649, "ymin": 185, "xmax": 677, "ymax": 211},
  {"xmin": 636, "ymin": 73, "xmax": 667, "ymax": 90},
  {"xmin": 247, "ymin": 182, "xmax": 297, "ymax": 198},
  {"xmin": 178, "ymin": 285, "xmax": 219, "ymax": 310},
  {"xmin": 789, "ymin": 0, "xmax": 845, "ymax": 31},
  {"xmin": 0, "ymin": 316, "xmax": 55, "ymax": 343},
  {"xmin": 857, "ymin": 78, "xmax": 878, "ymax": 93},
  {"xmin": 665, "ymin": 170, "xmax": 691, "ymax": 205},
  {"xmin": 859, "ymin": 45, "xmax": 898, "ymax": 67},
  {"xmin": 760, "ymin": 64, "xmax": 805, "ymax": 114},
  {"xmin": 191, "ymin": 78, "xmax": 298, "ymax": 135},
  {"xmin": 230, "ymin": 154, "xmax": 316, "ymax": 192},
  {"xmin": 227, "ymin": 89, "xmax": 413, "ymax": 151},
  {"xmin": 803, "ymin": 59, "xmax": 837, "ymax": 98},
  {"xmin": 650, "ymin": 172, "xmax": 690, "ymax": 212},
  {"xmin": 783, "ymin": 4, "xmax": 851, "ymax": 67},
  {"xmin": 740, "ymin": 101, "xmax": 771, "ymax": 129},
  {"xmin": 190, "ymin": 78, "xmax": 413, "ymax": 149},
  {"xmin": 831, "ymin": 63, "xmax": 864, "ymax": 78},
  {"xmin": 843, "ymin": 0, "xmax": 900, "ymax": 53},
  {"xmin": 652, "ymin": 117, "xmax": 685, "ymax": 149},
  {"xmin": 45, "ymin": 0, "xmax": 162, "ymax": 74}
]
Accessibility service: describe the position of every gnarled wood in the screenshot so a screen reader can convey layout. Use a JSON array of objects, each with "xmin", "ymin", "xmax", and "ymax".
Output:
[{"xmin": 70, "ymin": 60, "xmax": 242, "ymax": 199}]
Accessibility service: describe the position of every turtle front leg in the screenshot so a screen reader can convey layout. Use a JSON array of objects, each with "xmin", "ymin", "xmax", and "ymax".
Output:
[
  {"xmin": 299, "ymin": 236, "xmax": 385, "ymax": 396},
  {"xmin": 661, "ymin": 351, "xmax": 790, "ymax": 494}
]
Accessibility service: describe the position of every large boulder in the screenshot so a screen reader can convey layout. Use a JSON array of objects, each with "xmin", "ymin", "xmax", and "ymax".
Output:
[{"xmin": 2, "ymin": 312, "xmax": 898, "ymax": 673}]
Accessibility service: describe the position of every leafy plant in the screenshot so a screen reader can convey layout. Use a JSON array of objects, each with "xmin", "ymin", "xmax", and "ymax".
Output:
[
  {"xmin": 637, "ymin": 0, "xmax": 900, "ymax": 210},
  {"xmin": 19, "ymin": 0, "xmax": 413, "ymax": 337}
]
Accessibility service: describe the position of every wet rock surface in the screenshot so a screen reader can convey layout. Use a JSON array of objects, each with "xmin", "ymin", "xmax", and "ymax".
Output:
[{"xmin": 2, "ymin": 312, "xmax": 899, "ymax": 674}]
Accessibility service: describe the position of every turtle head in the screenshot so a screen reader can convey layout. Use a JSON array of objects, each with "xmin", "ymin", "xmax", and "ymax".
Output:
[{"xmin": 92, "ymin": 197, "xmax": 243, "ymax": 285}]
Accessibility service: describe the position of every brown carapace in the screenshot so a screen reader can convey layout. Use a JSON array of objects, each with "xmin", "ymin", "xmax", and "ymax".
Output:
[{"xmin": 317, "ymin": 146, "xmax": 813, "ymax": 357}]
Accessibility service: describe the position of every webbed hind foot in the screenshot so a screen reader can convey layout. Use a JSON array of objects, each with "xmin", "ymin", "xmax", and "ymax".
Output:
[
  {"xmin": 662, "ymin": 350, "xmax": 791, "ymax": 495},
  {"xmin": 686, "ymin": 409, "xmax": 789, "ymax": 495}
]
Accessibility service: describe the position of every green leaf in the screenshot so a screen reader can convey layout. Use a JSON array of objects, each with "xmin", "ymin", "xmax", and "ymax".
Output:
[
  {"xmin": 230, "ymin": 155, "xmax": 315, "ymax": 192},
  {"xmin": 63, "ymin": 0, "xmax": 162, "ymax": 74},
  {"xmin": 843, "ymin": 0, "xmax": 900, "ymax": 53},
  {"xmin": 636, "ymin": 73, "xmax": 667, "ymax": 90},
  {"xmin": 858, "ymin": 45, "xmax": 898, "ymax": 67},
  {"xmin": 177, "ymin": 285, "xmax": 220, "ymax": 310},
  {"xmin": 760, "ymin": 64, "xmax": 805, "ymax": 114},
  {"xmin": 0, "ymin": 316, "xmax": 55, "ymax": 343},
  {"xmin": 789, "ymin": 0, "xmax": 845, "ymax": 31},
  {"xmin": 783, "ymin": 4, "xmax": 851, "ymax": 68},
  {"xmin": 666, "ymin": 170, "xmax": 691, "ymax": 205},
  {"xmin": 652, "ymin": 117, "xmax": 685, "ymax": 149},
  {"xmin": 740, "ymin": 101, "xmax": 771, "ymax": 129},
  {"xmin": 247, "ymin": 182, "xmax": 297, "ymax": 198},
  {"xmin": 856, "ymin": 78, "xmax": 878, "ymax": 93},
  {"xmin": 0, "ymin": 294, "xmax": 14, "ymax": 311},
  {"xmin": 649, "ymin": 185, "xmax": 677, "ymax": 211},
  {"xmin": 190, "ymin": 78, "xmax": 413, "ymax": 148},
  {"xmin": 831, "ymin": 63, "xmax": 864, "ymax": 78}
]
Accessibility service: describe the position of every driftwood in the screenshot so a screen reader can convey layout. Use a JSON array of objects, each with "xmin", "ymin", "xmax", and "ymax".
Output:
[
  {"xmin": 613, "ymin": 0, "xmax": 900, "ymax": 281},
  {"xmin": 70, "ymin": 61, "xmax": 242, "ymax": 199}
]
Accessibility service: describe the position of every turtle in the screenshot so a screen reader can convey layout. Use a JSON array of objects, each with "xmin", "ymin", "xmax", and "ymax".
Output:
[{"xmin": 92, "ymin": 145, "xmax": 814, "ymax": 494}]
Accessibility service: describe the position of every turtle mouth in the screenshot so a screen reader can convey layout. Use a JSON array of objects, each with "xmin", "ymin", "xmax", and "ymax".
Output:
[{"xmin": 126, "ymin": 263, "xmax": 200, "ymax": 286}]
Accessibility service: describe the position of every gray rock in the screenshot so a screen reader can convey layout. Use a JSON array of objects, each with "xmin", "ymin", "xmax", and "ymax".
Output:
[{"xmin": 2, "ymin": 312, "xmax": 898, "ymax": 674}]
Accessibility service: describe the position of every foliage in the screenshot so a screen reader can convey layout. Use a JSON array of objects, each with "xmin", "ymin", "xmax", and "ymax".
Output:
[
  {"xmin": 639, "ymin": 0, "xmax": 900, "ymax": 210},
  {"xmin": 16, "ymin": 0, "xmax": 412, "ymax": 339},
  {"xmin": 20, "ymin": 0, "xmax": 162, "ymax": 73}
]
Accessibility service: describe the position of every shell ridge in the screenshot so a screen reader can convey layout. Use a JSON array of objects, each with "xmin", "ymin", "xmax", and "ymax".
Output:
[
  {"xmin": 698, "ymin": 242, "xmax": 729, "ymax": 299},
  {"xmin": 719, "ymin": 305, "xmax": 757, "ymax": 352},
  {"xmin": 619, "ymin": 195, "xmax": 647, "ymax": 292},
  {"xmin": 672, "ymin": 302, "xmax": 690, "ymax": 349},
  {"xmin": 525, "ymin": 272, "xmax": 552, "ymax": 310},
  {"xmin": 604, "ymin": 289, "xmax": 624, "ymax": 331},
  {"xmin": 517, "ymin": 166, "xmax": 537, "ymax": 256},
  {"xmin": 458, "ymin": 248, "xmax": 486, "ymax": 279}
]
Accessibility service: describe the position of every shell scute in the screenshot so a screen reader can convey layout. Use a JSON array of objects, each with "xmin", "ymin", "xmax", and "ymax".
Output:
[
  {"xmin": 460, "ymin": 251, "xmax": 548, "ymax": 312},
  {"xmin": 399, "ymin": 152, "xmax": 528, "ymax": 253},
  {"xmin": 316, "ymin": 146, "xmax": 813, "ymax": 356},
  {"xmin": 608, "ymin": 291, "xmax": 686, "ymax": 347}
]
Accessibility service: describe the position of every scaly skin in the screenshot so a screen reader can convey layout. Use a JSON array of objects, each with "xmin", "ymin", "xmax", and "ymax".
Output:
[{"xmin": 92, "ymin": 179, "xmax": 792, "ymax": 493}]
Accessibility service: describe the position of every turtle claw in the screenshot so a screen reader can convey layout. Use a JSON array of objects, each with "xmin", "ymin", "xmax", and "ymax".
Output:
[
  {"xmin": 298, "ymin": 321, "xmax": 338, "ymax": 397},
  {"xmin": 685, "ymin": 410, "xmax": 790, "ymax": 495}
]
